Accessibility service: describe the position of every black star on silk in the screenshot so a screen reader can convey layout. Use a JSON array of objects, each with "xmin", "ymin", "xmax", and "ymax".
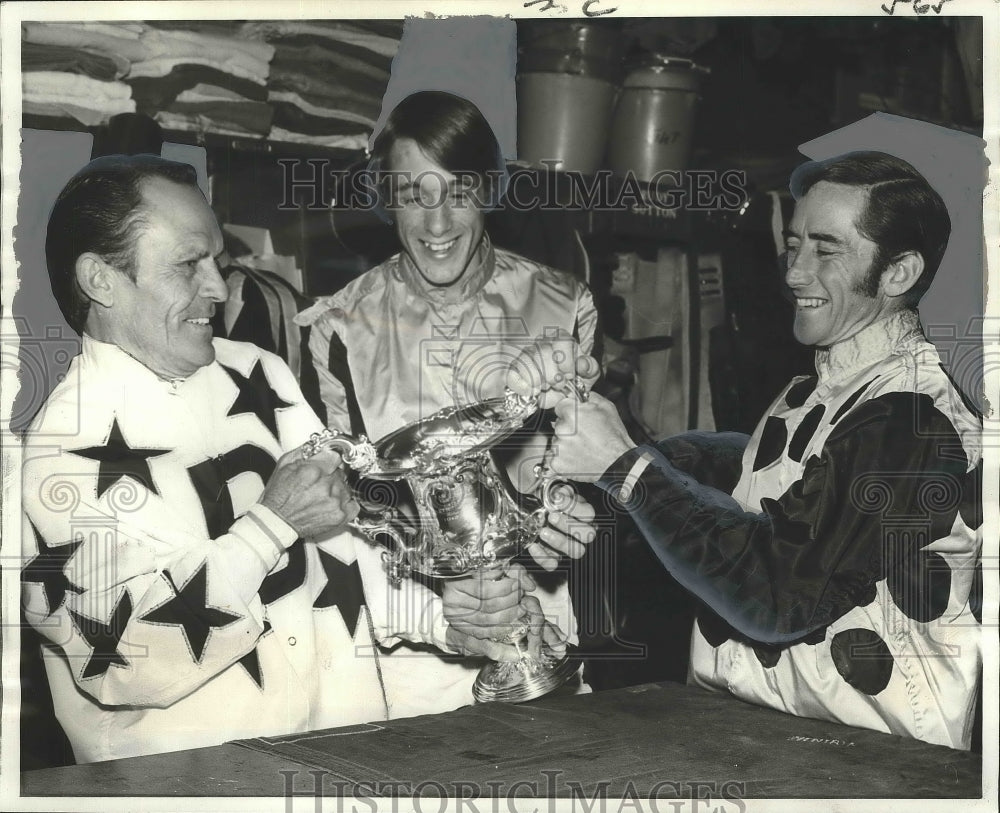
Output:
[
  {"xmin": 22, "ymin": 519, "xmax": 84, "ymax": 615},
  {"xmin": 236, "ymin": 619, "xmax": 271, "ymax": 690},
  {"xmin": 70, "ymin": 417, "xmax": 170, "ymax": 499},
  {"xmin": 138, "ymin": 562, "xmax": 243, "ymax": 663},
  {"xmin": 313, "ymin": 549, "xmax": 365, "ymax": 637},
  {"xmin": 220, "ymin": 359, "xmax": 294, "ymax": 442},
  {"xmin": 68, "ymin": 590, "xmax": 133, "ymax": 680}
]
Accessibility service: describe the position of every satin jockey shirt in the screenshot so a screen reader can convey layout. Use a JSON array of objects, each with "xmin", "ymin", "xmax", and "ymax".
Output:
[
  {"xmin": 593, "ymin": 309, "xmax": 982, "ymax": 749},
  {"xmin": 21, "ymin": 336, "xmax": 454, "ymax": 764},
  {"xmin": 297, "ymin": 236, "xmax": 598, "ymax": 717}
]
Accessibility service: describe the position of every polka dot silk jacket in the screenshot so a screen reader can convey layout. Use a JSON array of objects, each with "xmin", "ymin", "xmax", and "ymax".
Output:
[{"xmin": 596, "ymin": 310, "xmax": 982, "ymax": 750}]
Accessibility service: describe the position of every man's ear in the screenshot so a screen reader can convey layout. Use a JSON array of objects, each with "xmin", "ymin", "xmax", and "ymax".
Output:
[
  {"xmin": 881, "ymin": 251, "xmax": 925, "ymax": 298},
  {"xmin": 75, "ymin": 253, "xmax": 117, "ymax": 308}
]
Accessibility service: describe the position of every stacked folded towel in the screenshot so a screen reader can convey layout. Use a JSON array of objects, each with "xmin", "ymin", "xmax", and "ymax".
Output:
[
  {"xmin": 129, "ymin": 21, "xmax": 275, "ymax": 139},
  {"xmin": 22, "ymin": 41, "xmax": 130, "ymax": 82},
  {"xmin": 22, "ymin": 19, "xmax": 403, "ymax": 149},
  {"xmin": 22, "ymin": 70, "xmax": 135, "ymax": 127},
  {"xmin": 240, "ymin": 20, "xmax": 402, "ymax": 149},
  {"xmin": 22, "ymin": 22, "xmax": 139, "ymax": 125},
  {"xmin": 22, "ymin": 20, "xmax": 274, "ymax": 136}
]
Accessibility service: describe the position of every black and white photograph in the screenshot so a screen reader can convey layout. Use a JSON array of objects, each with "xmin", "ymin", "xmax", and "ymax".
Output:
[{"xmin": 0, "ymin": 1, "xmax": 996, "ymax": 811}]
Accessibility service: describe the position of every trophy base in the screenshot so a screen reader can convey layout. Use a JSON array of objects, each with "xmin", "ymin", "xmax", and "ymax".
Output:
[{"xmin": 472, "ymin": 649, "xmax": 582, "ymax": 704}]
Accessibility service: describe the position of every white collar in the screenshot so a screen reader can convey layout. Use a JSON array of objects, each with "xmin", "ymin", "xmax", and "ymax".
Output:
[
  {"xmin": 813, "ymin": 309, "xmax": 924, "ymax": 383},
  {"xmin": 81, "ymin": 333, "xmax": 204, "ymax": 389},
  {"xmin": 395, "ymin": 233, "xmax": 495, "ymax": 307}
]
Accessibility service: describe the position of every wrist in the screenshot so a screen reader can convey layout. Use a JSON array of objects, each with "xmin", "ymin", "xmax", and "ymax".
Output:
[
  {"xmin": 246, "ymin": 504, "xmax": 299, "ymax": 552},
  {"xmin": 604, "ymin": 438, "xmax": 634, "ymax": 471},
  {"xmin": 595, "ymin": 446, "xmax": 655, "ymax": 503}
]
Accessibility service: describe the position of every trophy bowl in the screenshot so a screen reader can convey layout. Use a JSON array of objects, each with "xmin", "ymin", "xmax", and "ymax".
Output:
[{"xmin": 303, "ymin": 390, "xmax": 581, "ymax": 703}]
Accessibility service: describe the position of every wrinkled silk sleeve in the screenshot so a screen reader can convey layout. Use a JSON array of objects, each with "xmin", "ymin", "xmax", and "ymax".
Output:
[{"xmin": 596, "ymin": 394, "xmax": 976, "ymax": 644}]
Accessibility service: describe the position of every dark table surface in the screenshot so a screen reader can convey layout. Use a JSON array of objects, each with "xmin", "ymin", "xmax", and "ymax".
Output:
[{"xmin": 22, "ymin": 682, "xmax": 981, "ymax": 800}]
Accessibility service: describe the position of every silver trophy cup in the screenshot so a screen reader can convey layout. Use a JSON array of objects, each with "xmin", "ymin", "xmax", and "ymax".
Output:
[{"xmin": 302, "ymin": 390, "xmax": 581, "ymax": 702}]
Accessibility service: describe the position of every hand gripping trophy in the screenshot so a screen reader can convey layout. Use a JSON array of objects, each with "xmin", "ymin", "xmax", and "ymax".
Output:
[{"xmin": 302, "ymin": 388, "xmax": 582, "ymax": 703}]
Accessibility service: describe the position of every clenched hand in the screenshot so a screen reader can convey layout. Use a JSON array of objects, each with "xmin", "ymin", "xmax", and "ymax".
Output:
[{"xmin": 260, "ymin": 448, "xmax": 360, "ymax": 540}]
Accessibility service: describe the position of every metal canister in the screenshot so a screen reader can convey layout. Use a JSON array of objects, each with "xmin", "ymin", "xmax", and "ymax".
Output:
[
  {"xmin": 609, "ymin": 55, "xmax": 709, "ymax": 182},
  {"xmin": 516, "ymin": 22, "xmax": 624, "ymax": 173}
]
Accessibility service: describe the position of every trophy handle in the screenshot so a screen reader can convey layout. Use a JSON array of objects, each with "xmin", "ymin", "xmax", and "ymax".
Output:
[
  {"xmin": 304, "ymin": 431, "xmax": 422, "ymax": 584},
  {"xmin": 302, "ymin": 429, "xmax": 378, "ymax": 474},
  {"xmin": 562, "ymin": 375, "xmax": 591, "ymax": 403},
  {"xmin": 532, "ymin": 464, "xmax": 577, "ymax": 515},
  {"xmin": 349, "ymin": 513, "xmax": 415, "ymax": 586}
]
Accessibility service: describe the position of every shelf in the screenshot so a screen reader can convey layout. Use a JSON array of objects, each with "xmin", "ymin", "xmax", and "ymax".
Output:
[{"xmin": 21, "ymin": 113, "xmax": 367, "ymax": 163}]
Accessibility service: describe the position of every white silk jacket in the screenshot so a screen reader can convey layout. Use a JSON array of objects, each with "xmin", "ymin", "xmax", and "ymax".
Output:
[{"xmin": 21, "ymin": 337, "xmax": 452, "ymax": 763}]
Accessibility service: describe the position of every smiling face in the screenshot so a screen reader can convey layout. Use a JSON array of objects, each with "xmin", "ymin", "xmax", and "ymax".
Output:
[
  {"xmin": 104, "ymin": 177, "xmax": 227, "ymax": 378},
  {"xmin": 783, "ymin": 181, "xmax": 898, "ymax": 348},
  {"xmin": 387, "ymin": 138, "xmax": 486, "ymax": 288}
]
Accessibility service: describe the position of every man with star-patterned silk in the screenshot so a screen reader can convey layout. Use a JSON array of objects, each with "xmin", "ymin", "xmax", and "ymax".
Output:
[
  {"xmin": 21, "ymin": 155, "xmax": 530, "ymax": 764},
  {"xmin": 524, "ymin": 152, "xmax": 983, "ymax": 750}
]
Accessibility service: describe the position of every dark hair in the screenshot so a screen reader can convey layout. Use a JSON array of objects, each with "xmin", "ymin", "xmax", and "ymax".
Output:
[
  {"xmin": 368, "ymin": 91, "xmax": 507, "ymax": 220},
  {"xmin": 789, "ymin": 151, "xmax": 951, "ymax": 304},
  {"xmin": 45, "ymin": 154, "xmax": 200, "ymax": 333}
]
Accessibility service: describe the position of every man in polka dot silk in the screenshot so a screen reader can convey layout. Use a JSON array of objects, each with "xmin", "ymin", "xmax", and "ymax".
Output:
[{"xmin": 521, "ymin": 152, "xmax": 983, "ymax": 750}]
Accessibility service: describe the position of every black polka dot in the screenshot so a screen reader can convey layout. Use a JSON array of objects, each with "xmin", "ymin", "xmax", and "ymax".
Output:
[
  {"xmin": 753, "ymin": 645, "xmax": 782, "ymax": 668},
  {"xmin": 856, "ymin": 579, "xmax": 878, "ymax": 610},
  {"xmin": 830, "ymin": 628, "xmax": 893, "ymax": 695},
  {"xmin": 960, "ymin": 460, "xmax": 983, "ymax": 529},
  {"xmin": 885, "ymin": 545, "xmax": 952, "ymax": 623},
  {"xmin": 801, "ymin": 626, "xmax": 829, "ymax": 646},
  {"xmin": 697, "ymin": 611, "xmax": 738, "ymax": 647},
  {"xmin": 788, "ymin": 405, "xmax": 826, "ymax": 463},
  {"xmin": 753, "ymin": 416, "xmax": 787, "ymax": 471},
  {"xmin": 830, "ymin": 378, "xmax": 878, "ymax": 424},
  {"xmin": 785, "ymin": 376, "xmax": 817, "ymax": 409}
]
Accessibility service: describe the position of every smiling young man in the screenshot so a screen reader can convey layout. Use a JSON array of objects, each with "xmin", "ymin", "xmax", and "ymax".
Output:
[
  {"xmin": 297, "ymin": 91, "xmax": 598, "ymax": 717},
  {"xmin": 387, "ymin": 136, "xmax": 488, "ymax": 289},
  {"xmin": 529, "ymin": 152, "xmax": 983, "ymax": 750},
  {"xmin": 783, "ymin": 176, "xmax": 929, "ymax": 347},
  {"xmin": 299, "ymin": 91, "xmax": 597, "ymax": 441}
]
